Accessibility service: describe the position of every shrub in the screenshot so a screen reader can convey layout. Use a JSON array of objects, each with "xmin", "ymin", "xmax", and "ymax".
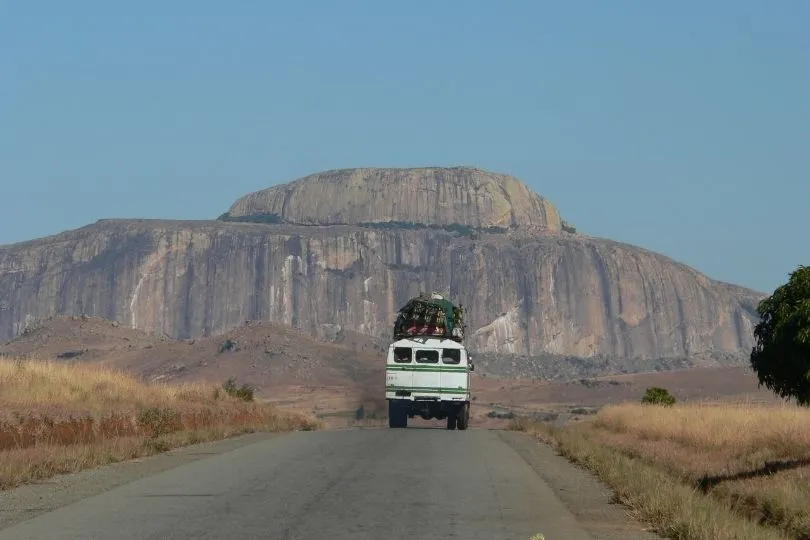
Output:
[
  {"xmin": 137, "ymin": 407, "xmax": 183, "ymax": 436},
  {"xmin": 218, "ymin": 339, "xmax": 237, "ymax": 354},
  {"xmin": 222, "ymin": 377, "xmax": 255, "ymax": 402},
  {"xmin": 641, "ymin": 386, "xmax": 676, "ymax": 406}
]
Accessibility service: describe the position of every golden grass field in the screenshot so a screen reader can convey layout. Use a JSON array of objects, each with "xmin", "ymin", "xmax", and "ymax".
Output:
[
  {"xmin": 512, "ymin": 400, "xmax": 810, "ymax": 540},
  {"xmin": 0, "ymin": 357, "xmax": 318, "ymax": 490}
]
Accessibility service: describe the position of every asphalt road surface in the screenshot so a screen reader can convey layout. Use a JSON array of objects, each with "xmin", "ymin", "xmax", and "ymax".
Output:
[{"xmin": 0, "ymin": 427, "xmax": 659, "ymax": 540}]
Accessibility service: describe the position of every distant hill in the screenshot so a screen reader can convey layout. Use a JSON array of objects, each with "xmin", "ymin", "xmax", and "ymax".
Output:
[{"xmin": 0, "ymin": 315, "xmax": 382, "ymax": 391}]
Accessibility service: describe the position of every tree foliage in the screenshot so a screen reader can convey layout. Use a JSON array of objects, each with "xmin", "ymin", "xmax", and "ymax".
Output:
[
  {"xmin": 641, "ymin": 386, "xmax": 676, "ymax": 406},
  {"xmin": 750, "ymin": 265, "xmax": 810, "ymax": 405}
]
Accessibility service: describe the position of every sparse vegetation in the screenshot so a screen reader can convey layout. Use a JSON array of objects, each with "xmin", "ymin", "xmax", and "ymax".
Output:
[
  {"xmin": 218, "ymin": 339, "xmax": 237, "ymax": 353},
  {"xmin": 357, "ymin": 220, "xmax": 508, "ymax": 237},
  {"xmin": 750, "ymin": 264, "xmax": 810, "ymax": 405},
  {"xmin": 569, "ymin": 407, "xmax": 598, "ymax": 415},
  {"xmin": 641, "ymin": 386, "xmax": 677, "ymax": 406},
  {"xmin": 56, "ymin": 349, "xmax": 86, "ymax": 359},
  {"xmin": 512, "ymin": 401, "xmax": 810, "ymax": 539},
  {"xmin": 215, "ymin": 212, "xmax": 511, "ymax": 238},
  {"xmin": 222, "ymin": 376, "xmax": 255, "ymax": 402},
  {"xmin": 0, "ymin": 357, "xmax": 317, "ymax": 489},
  {"xmin": 218, "ymin": 212, "xmax": 283, "ymax": 224}
]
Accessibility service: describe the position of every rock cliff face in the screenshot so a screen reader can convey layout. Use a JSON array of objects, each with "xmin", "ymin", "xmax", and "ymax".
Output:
[{"xmin": 0, "ymin": 167, "xmax": 764, "ymax": 375}]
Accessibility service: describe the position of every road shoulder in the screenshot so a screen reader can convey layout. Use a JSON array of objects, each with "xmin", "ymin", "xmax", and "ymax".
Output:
[
  {"xmin": 498, "ymin": 430, "xmax": 662, "ymax": 540},
  {"xmin": 0, "ymin": 432, "xmax": 286, "ymax": 530}
]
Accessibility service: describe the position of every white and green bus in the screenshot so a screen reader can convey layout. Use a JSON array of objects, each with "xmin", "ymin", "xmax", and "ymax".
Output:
[{"xmin": 385, "ymin": 336, "xmax": 474, "ymax": 430}]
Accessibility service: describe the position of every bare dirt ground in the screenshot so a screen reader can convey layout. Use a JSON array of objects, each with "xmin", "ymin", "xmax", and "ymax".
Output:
[
  {"xmin": 473, "ymin": 366, "xmax": 777, "ymax": 412},
  {"xmin": 0, "ymin": 315, "xmax": 776, "ymax": 427},
  {"xmin": 0, "ymin": 315, "xmax": 383, "ymax": 400}
]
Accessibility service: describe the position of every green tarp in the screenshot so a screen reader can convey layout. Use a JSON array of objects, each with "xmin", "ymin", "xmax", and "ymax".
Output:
[{"xmin": 392, "ymin": 293, "xmax": 466, "ymax": 342}]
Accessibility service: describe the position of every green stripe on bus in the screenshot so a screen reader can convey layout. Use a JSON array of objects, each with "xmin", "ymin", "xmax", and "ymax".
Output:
[{"xmin": 386, "ymin": 386, "xmax": 469, "ymax": 394}]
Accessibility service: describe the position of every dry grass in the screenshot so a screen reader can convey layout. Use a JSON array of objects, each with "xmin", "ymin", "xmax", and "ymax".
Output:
[
  {"xmin": 0, "ymin": 357, "xmax": 319, "ymax": 489},
  {"xmin": 511, "ymin": 400, "xmax": 810, "ymax": 539},
  {"xmin": 592, "ymin": 401, "xmax": 810, "ymax": 462}
]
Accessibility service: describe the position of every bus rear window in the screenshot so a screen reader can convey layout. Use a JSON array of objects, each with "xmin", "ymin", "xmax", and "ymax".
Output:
[
  {"xmin": 393, "ymin": 347, "xmax": 412, "ymax": 363},
  {"xmin": 415, "ymin": 350, "xmax": 439, "ymax": 364},
  {"xmin": 442, "ymin": 349, "xmax": 461, "ymax": 364}
]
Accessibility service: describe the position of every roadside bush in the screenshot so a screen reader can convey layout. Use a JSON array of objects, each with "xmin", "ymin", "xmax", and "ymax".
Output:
[
  {"xmin": 641, "ymin": 386, "xmax": 676, "ymax": 406},
  {"xmin": 137, "ymin": 407, "xmax": 183, "ymax": 436},
  {"xmin": 218, "ymin": 339, "xmax": 237, "ymax": 353},
  {"xmin": 222, "ymin": 377, "xmax": 255, "ymax": 402}
]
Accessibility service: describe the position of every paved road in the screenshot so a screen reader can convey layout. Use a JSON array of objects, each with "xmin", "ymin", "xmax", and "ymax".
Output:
[{"xmin": 0, "ymin": 428, "xmax": 652, "ymax": 540}]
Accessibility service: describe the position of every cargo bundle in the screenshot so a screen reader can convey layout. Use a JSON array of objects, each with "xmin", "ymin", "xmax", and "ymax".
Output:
[{"xmin": 392, "ymin": 292, "xmax": 465, "ymax": 342}]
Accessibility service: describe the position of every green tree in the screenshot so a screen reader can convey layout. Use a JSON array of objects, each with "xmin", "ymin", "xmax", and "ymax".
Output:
[
  {"xmin": 641, "ymin": 387, "xmax": 676, "ymax": 406},
  {"xmin": 750, "ymin": 265, "xmax": 810, "ymax": 405}
]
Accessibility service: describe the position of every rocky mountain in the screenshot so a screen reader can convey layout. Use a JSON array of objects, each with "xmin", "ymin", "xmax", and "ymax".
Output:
[
  {"xmin": 223, "ymin": 167, "xmax": 563, "ymax": 231},
  {"xmin": 0, "ymin": 167, "xmax": 765, "ymax": 377}
]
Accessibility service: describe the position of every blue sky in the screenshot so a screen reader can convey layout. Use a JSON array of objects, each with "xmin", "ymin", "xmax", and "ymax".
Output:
[{"xmin": 1, "ymin": 1, "xmax": 807, "ymax": 294}]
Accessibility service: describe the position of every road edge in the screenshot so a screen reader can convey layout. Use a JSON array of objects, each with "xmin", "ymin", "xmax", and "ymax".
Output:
[
  {"xmin": 497, "ymin": 430, "xmax": 663, "ymax": 540},
  {"xmin": 0, "ymin": 431, "xmax": 297, "ymax": 530}
]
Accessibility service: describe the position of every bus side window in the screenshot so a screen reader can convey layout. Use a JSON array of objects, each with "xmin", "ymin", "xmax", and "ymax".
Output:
[
  {"xmin": 442, "ymin": 349, "xmax": 461, "ymax": 364},
  {"xmin": 394, "ymin": 347, "xmax": 412, "ymax": 363}
]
